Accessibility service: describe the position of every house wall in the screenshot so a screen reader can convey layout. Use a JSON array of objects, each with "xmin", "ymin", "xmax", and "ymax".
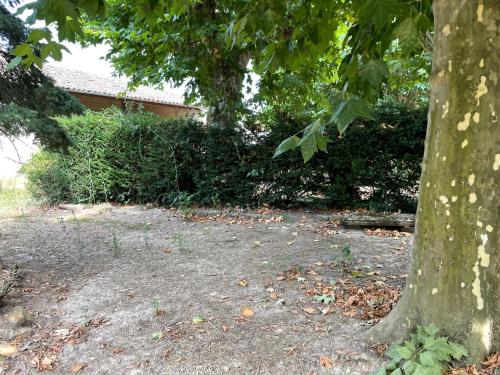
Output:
[
  {"xmin": 70, "ymin": 92, "xmax": 198, "ymax": 118},
  {"xmin": 71, "ymin": 92, "xmax": 124, "ymax": 111}
]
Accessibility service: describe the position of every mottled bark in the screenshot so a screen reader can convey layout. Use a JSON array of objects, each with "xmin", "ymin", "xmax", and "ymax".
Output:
[
  {"xmin": 206, "ymin": 54, "xmax": 250, "ymax": 128},
  {"xmin": 368, "ymin": 0, "xmax": 499, "ymax": 361}
]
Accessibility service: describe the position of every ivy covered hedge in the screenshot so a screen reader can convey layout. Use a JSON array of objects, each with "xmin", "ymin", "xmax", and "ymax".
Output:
[{"xmin": 22, "ymin": 103, "xmax": 427, "ymax": 212}]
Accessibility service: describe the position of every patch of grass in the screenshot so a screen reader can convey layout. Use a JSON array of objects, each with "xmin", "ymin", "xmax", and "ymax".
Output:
[{"xmin": 0, "ymin": 188, "xmax": 35, "ymax": 210}]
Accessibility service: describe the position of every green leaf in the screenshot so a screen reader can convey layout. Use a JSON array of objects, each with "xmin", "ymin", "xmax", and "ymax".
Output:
[
  {"xmin": 448, "ymin": 342, "xmax": 468, "ymax": 360},
  {"xmin": 423, "ymin": 324, "xmax": 439, "ymax": 337},
  {"xmin": 370, "ymin": 367, "xmax": 386, "ymax": 375},
  {"xmin": 404, "ymin": 340, "xmax": 416, "ymax": 353},
  {"xmin": 192, "ymin": 314, "xmax": 206, "ymax": 324},
  {"xmin": 151, "ymin": 331, "xmax": 164, "ymax": 340},
  {"xmin": 314, "ymin": 131, "xmax": 330, "ymax": 152},
  {"xmin": 330, "ymin": 96, "xmax": 372, "ymax": 134},
  {"xmin": 299, "ymin": 132, "xmax": 318, "ymax": 163},
  {"xmin": 390, "ymin": 369, "xmax": 402, "ymax": 375},
  {"xmin": 358, "ymin": 0, "xmax": 401, "ymax": 31},
  {"xmin": 273, "ymin": 135, "xmax": 300, "ymax": 158},
  {"xmin": 360, "ymin": 59, "xmax": 388, "ymax": 87},
  {"xmin": 395, "ymin": 346, "xmax": 413, "ymax": 359},
  {"xmin": 413, "ymin": 363, "xmax": 439, "ymax": 375},
  {"xmin": 12, "ymin": 43, "xmax": 33, "ymax": 58},
  {"xmin": 393, "ymin": 17, "xmax": 419, "ymax": 52},
  {"xmin": 401, "ymin": 360, "xmax": 418, "ymax": 374},
  {"xmin": 419, "ymin": 351, "xmax": 439, "ymax": 368},
  {"xmin": 27, "ymin": 28, "xmax": 51, "ymax": 43},
  {"xmin": 5, "ymin": 56, "xmax": 22, "ymax": 70},
  {"xmin": 385, "ymin": 345, "xmax": 403, "ymax": 361}
]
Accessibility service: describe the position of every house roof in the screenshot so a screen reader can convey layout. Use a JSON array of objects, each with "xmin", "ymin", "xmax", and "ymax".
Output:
[{"xmin": 42, "ymin": 65, "xmax": 195, "ymax": 108}]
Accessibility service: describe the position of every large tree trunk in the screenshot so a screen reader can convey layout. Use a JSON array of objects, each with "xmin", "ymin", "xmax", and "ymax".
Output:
[
  {"xmin": 368, "ymin": 0, "xmax": 499, "ymax": 361},
  {"xmin": 206, "ymin": 54, "xmax": 250, "ymax": 128}
]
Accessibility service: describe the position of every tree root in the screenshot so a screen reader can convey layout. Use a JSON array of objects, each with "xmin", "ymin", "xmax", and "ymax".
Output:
[
  {"xmin": 364, "ymin": 290, "xmax": 419, "ymax": 344},
  {"xmin": 0, "ymin": 265, "xmax": 20, "ymax": 304}
]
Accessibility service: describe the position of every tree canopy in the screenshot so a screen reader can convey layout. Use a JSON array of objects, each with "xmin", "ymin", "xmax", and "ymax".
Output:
[
  {"xmin": 0, "ymin": 0, "xmax": 84, "ymax": 149},
  {"xmin": 12, "ymin": 0, "xmax": 432, "ymax": 139}
]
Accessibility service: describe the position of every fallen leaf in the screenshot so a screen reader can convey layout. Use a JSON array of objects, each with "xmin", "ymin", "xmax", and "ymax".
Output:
[
  {"xmin": 320, "ymin": 356, "xmax": 333, "ymax": 368},
  {"xmin": 70, "ymin": 363, "xmax": 87, "ymax": 373},
  {"xmin": 112, "ymin": 347, "xmax": 124, "ymax": 354},
  {"xmin": 40, "ymin": 357, "xmax": 54, "ymax": 371},
  {"xmin": 303, "ymin": 307, "xmax": 318, "ymax": 314},
  {"xmin": 238, "ymin": 279, "xmax": 248, "ymax": 287},
  {"xmin": 222, "ymin": 325, "xmax": 229, "ymax": 332},
  {"xmin": 162, "ymin": 248, "xmax": 172, "ymax": 254},
  {"xmin": 192, "ymin": 315, "xmax": 206, "ymax": 324},
  {"xmin": 152, "ymin": 331, "xmax": 165, "ymax": 340},
  {"xmin": 241, "ymin": 306, "xmax": 255, "ymax": 317},
  {"xmin": 270, "ymin": 292, "xmax": 279, "ymax": 300}
]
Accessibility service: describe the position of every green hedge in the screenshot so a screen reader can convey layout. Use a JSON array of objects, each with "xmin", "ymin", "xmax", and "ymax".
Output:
[{"xmin": 22, "ymin": 104, "xmax": 427, "ymax": 212}]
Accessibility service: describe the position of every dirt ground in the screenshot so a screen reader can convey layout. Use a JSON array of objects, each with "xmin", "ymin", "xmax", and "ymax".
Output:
[{"xmin": 0, "ymin": 204, "xmax": 412, "ymax": 374}]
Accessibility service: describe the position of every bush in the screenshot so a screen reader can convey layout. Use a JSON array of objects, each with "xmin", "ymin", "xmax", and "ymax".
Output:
[{"xmin": 23, "ymin": 103, "xmax": 427, "ymax": 212}]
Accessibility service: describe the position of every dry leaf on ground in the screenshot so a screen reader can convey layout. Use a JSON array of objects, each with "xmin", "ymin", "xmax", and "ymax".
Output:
[
  {"xmin": 303, "ymin": 307, "xmax": 318, "ymax": 314},
  {"xmin": 241, "ymin": 306, "xmax": 255, "ymax": 317},
  {"xmin": 320, "ymin": 356, "xmax": 333, "ymax": 368},
  {"xmin": 70, "ymin": 363, "xmax": 87, "ymax": 373}
]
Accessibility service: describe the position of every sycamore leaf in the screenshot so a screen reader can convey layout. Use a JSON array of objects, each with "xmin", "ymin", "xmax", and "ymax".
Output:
[
  {"xmin": 360, "ymin": 59, "xmax": 388, "ymax": 87},
  {"xmin": 27, "ymin": 28, "xmax": 51, "ymax": 43},
  {"xmin": 330, "ymin": 96, "xmax": 372, "ymax": 134},
  {"xmin": 299, "ymin": 132, "xmax": 318, "ymax": 163},
  {"xmin": 273, "ymin": 135, "xmax": 300, "ymax": 158},
  {"xmin": 394, "ymin": 17, "xmax": 420, "ymax": 52},
  {"xmin": 12, "ymin": 43, "xmax": 32, "ymax": 58},
  {"xmin": 358, "ymin": 0, "xmax": 401, "ymax": 31}
]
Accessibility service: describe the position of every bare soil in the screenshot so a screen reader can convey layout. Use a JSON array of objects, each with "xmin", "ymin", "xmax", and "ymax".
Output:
[{"xmin": 0, "ymin": 204, "xmax": 412, "ymax": 375}]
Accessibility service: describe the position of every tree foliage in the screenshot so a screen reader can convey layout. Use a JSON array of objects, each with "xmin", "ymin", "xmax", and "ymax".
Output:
[
  {"xmin": 0, "ymin": 0, "xmax": 84, "ymax": 148},
  {"xmin": 14, "ymin": 0, "xmax": 432, "ymax": 139}
]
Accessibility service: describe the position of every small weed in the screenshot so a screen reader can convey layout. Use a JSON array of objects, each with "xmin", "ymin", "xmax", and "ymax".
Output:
[
  {"xmin": 331, "ymin": 243, "xmax": 353, "ymax": 273},
  {"xmin": 111, "ymin": 233, "xmax": 120, "ymax": 257},
  {"xmin": 152, "ymin": 299, "xmax": 166, "ymax": 316},
  {"xmin": 170, "ymin": 232, "xmax": 189, "ymax": 251},
  {"xmin": 313, "ymin": 294, "xmax": 336, "ymax": 304}
]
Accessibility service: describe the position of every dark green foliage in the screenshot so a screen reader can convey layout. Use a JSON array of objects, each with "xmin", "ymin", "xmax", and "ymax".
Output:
[
  {"xmin": 0, "ymin": 0, "xmax": 84, "ymax": 149},
  {"xmin": 23, "ymin": 103, "xmax": 426, "ymax": 212}
]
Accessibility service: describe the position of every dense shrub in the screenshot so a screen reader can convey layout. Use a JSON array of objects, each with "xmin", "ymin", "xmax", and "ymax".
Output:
[{"xmin": 23, "ymin": 103, "xmax": 427, "ymax": 212}]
